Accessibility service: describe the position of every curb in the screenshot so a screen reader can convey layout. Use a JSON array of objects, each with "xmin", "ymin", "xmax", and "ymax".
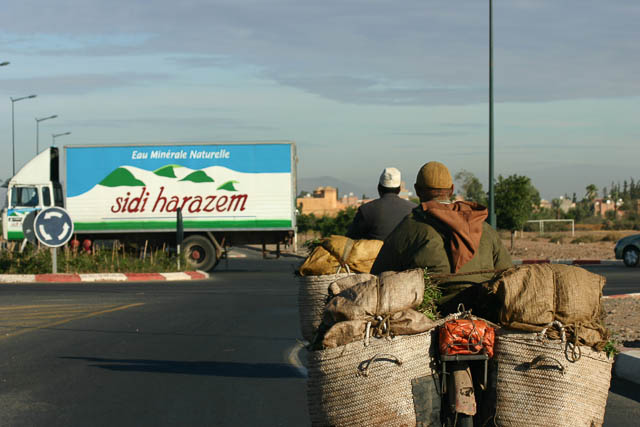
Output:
[
  {"xmin": 0, "ymin": 270, "xmax": 210, "ymax": 284},
  {"xmin": 513, "ymin": 259, "xmax": 622, "ymax": 265}
]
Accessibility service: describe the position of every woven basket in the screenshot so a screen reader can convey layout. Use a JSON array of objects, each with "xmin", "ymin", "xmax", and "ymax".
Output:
[
  {"xmin": 297, "ymin": 273, "xmax": 352, "ymax": 342},
  {"xmin": 307, "ymin": 331, "xmax": 440, "ymax": 427},
  {"xmin": 494, "ymin": 322, "xmax": 612, "ymax": 427}
]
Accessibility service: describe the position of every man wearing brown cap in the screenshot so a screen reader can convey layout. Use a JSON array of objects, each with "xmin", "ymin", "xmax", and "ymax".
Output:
[
  {"xmin": 346, "ymin": 167, "xmax": 416, "ymax": 241},
  {"xmin": 371, "ymin": 161, "xmax": 512, "ymax": 316}
]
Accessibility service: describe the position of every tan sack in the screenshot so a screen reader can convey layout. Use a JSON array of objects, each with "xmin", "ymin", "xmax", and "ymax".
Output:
[
  {"xmin": 322, "ymin": 309, "xmax": 438, "ymax": 348},
  {"xmin": 323, "ymin": 269, "xmax": 425, "ymax": 325},
  {"xmin": 298, "ymin": 236, "xmax": 383, "ymax": 276},
  {"xmin": 493, "ymin": 264, "xmax": 607, "ymax": 346},
  {"xmin": 328, "ymin": 273, "xmax": 376, "ymax": 297}
]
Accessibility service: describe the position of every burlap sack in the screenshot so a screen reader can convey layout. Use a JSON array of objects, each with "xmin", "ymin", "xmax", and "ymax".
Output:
[
  {"xmin": 298, "ymin": 236, "xmax": 383, "ymax": 276},
  {"xmin": 323, "ymin": 269, "xmax": 424, "ymax": 325},
  {"xmin": 493, "ymin": 264, "xmax": 606, "ymax": 346},
  {"xmin": 322, "ymin": 309, "xmax": 437, "ymax": 348},
  {"xmin": 328, "ymin": 273, "xmax": 376, "ymax": 298}
]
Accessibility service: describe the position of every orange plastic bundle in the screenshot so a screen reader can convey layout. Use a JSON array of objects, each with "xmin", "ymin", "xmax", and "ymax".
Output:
[{"xmin": 439, "ymin": 318, "xmax": 495, "ymax": 358}]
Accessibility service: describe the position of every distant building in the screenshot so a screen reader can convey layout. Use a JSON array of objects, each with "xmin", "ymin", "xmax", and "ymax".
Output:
[
  {"xmin": 296, "ymin": 186, "xmax": 367, "ymax": 216},
  {"xmin": 539, "ymin": 199, "xmax": 552, "ymax": 210},
  {"xmin": 593, "ymin": 198, "xmax": 623, "ymax": 217},
  {"xmin": 297, "ymin": 182, "xmax": 414, "ymax": 217},
  {"xmin": 558, "ymin": 198, "xmax": 574, "ymax": 213},
  {"xmin": 398, "ymin": 181, "xmax": 412, "ymax": 200}
]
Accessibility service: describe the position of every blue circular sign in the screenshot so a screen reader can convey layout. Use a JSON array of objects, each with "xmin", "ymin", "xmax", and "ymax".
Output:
[{"xmin": 34, "ymin": 207, "xmax": 74, "ymax": 248}]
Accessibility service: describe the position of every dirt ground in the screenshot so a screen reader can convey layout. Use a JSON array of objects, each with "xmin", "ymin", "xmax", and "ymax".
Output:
[{"xmin": 500, "ymin": 230, "xmax": 634, "ymax": 261}]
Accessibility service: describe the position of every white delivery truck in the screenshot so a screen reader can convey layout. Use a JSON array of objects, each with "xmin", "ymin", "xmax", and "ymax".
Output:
[{"xmin": 2, "ymin": 141, "xmax": 297, "ymax": 270}]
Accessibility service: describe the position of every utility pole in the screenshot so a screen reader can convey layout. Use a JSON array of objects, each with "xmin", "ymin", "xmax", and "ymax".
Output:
[{"xmin": 488, "ymin": 0, "xmax": 496, "ymax": 227}]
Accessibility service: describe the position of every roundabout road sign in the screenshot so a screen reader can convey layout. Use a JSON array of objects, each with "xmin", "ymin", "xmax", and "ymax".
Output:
[{"xmin": 34, "ymin": 207, "xmax": 74, "ymax": 248}]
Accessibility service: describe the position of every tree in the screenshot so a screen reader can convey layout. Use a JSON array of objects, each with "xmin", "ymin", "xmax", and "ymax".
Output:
[
  {"xmin": 454, "ymin": 170, "xmax": 487, "ymax": 205},
  {"xmin": 551, "ymin": 198, "xmax": 562, "ymax": 220},
  {"xmin": 495, "ymin": 174, "xmax": 540, "ymax": 248},
  {"xmin": 585, "ymin": 184, "xmax": 598, "ymax": 202}
]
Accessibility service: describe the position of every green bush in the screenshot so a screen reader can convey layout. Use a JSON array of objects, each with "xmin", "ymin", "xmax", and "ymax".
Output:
[
  {"xmin": 0, "ymin": 243, "xmax": 185, "ymax": 274},
  {"xmin": 296, "ymin": 207, "xmax": 357, "ymax": 237}
]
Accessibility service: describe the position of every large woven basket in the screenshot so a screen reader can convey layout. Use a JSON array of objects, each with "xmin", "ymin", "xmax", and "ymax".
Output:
[
  {"xmin": 307, "ymin": 331, "xmax": 440, "ymax": 427},
  {"xmin": 493, "ymin": 323, "xmax": 612, "ymax": 427},
  {"xmin": 297, "ymin": 273, "xmax": 352, "ymax": 342}
]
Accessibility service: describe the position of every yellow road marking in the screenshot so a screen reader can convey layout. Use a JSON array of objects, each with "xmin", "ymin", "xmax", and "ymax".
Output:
[
  {"xmin": 0, "ymin": 304, "xmax": 83, "ymax": 311},
  {"xmin": 0, "ymin": 303, "xmax": 145, "ymax": 341}
]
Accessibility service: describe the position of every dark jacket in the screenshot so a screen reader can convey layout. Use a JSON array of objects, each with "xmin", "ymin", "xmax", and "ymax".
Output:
[
  {"xmin": 346, "ymin": 193, "xmax": 416, "ymax": 241},
  {"xmin": 371, "ymin": 201, "xmax": 512, "ymax": 316}
]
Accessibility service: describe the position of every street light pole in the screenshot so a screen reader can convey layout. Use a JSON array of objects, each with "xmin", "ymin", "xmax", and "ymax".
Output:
[
  {"xmin": 10, "ymin": 94, "xmax": 37, "ymax": 176},
  {"xmin": 488, "ymin": 0, "xmax": 496, "ymax": 228},
  {"xmin": 36, "ymin": 115, "xmax": 58, "ymax": 154},
  {"xmin": 52, "ymin": 131, "xmax": 71, "ymax": 147}
]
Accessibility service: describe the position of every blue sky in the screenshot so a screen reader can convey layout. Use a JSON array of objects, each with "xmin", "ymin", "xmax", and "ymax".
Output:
[{"xmin": 1, "ymin": 0, "xmax": 639, "ymax": 200}]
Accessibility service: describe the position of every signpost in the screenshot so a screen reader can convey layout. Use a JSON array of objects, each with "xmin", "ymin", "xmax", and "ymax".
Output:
[{"xmin": 34, "ymin": 207, "xmax": 74, "ymax": 273}]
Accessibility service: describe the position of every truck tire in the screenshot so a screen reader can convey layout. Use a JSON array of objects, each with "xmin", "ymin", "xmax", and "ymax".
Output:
[{"xmin": 183, "ymin": 235, "xmax": 218, "ymax": 271}]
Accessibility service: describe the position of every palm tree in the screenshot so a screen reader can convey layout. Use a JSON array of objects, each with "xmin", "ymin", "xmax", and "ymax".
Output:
[{"xmin": 585, "ymin": 184, "xmax": 598, "ymax": 202}]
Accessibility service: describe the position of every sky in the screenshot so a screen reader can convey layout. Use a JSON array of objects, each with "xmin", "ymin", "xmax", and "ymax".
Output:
[{"xmin": 1, "ymin": 0, "xmax": 639, "ymax": 201}]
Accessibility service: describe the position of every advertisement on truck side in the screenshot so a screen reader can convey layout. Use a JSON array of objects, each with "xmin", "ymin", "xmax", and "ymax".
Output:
[{"xmin": 65, "ymin": 143, "xmax": 295, "ymax": 233}]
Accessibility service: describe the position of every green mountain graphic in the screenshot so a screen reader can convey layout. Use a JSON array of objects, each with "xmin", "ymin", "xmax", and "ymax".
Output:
[
  {"xmin": 154, "ymin": 164, "xmax": 182, "ymax": 178},
  {"xmin": 180, "ymin": 170, "xmax": 214, "ymax": 183},
  {"xmin": 99, "ymin": 167, "xmax": 145, "ymax": 187},
  {"xmin": 217, "ymin": 180, "xmax": 239, "ymax": 191}
]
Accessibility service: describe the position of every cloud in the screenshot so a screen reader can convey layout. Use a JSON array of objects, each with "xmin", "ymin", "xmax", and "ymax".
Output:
[
  {"xmin": 3, "ymin": 1, "xmax": 640, "ymax": 105},
  {"xmin": 65, "ymin": 116, "xmax": 276, "ymax": 131},
  {"xmin": 0, "ymin": 73, "xmax": 170, "ymax": 95}
]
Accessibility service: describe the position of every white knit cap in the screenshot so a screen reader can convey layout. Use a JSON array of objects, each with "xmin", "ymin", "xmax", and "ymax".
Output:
[{"xmin": 379, "ymin": 167, "xmax": 401, "ymax": 188}]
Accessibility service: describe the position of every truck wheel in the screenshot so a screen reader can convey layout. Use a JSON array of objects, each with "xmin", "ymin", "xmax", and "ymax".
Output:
[
  {"xmin": 623, "ymin": 247, "xmax": 639, "ymax": 268},
  {"xmin": 183, "ymin": 235, "xmax": 218, "ymax": 271}
]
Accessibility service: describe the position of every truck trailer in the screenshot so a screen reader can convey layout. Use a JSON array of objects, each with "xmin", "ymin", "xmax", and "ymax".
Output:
[{"xmin": 2, "ymin": 141, "xmax": 297, "ymax": 270}]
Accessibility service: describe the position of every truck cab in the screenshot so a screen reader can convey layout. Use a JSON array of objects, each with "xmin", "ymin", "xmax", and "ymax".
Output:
[{"xmin": 2, "ymin": 147, "xmax": 63, "ymax": 240}]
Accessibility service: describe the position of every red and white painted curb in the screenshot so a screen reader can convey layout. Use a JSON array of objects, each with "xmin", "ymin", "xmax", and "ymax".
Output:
[
  {"xmin": 513, "ymin": 259, "xmax": 622, "ymax": 266},
  {"xmin": 0, "ymin": 271, "xmax": 209, "ymax": 284}
]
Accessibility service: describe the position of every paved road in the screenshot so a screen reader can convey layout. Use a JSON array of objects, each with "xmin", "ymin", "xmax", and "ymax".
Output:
[
  {"xmin": 582, "ymin": 264, "xmax": 640, "ymax": 295},
  {"xmin": 0, "ymin": 251, "xmax": 308, "ymax": 426},
  {"xmin": 0, "ymin": 248, "xmax": 638, "ymax": 426}
]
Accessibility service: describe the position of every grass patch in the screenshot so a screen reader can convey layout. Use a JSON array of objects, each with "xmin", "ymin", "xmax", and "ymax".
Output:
[
  {"xmin": 600, "ymin": 233, "xmax": 621, "ymax": 242},
  {"xmin": 417, "ymin": 269, "xmax": 442, "ymax": 320},
  {"xmin": 570, "ymin": 234, "xmax": 599, "ymax": 244}
]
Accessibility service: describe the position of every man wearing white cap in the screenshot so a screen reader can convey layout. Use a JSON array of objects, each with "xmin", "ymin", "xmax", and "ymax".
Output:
[{"xmin": 346, "ymin": 167, "xmax": 416, "ymax": 241}]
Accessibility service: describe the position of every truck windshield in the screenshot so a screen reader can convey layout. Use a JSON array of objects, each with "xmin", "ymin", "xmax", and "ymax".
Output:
[{"xmin": 11, "ymin": 186, "xmax": 39, "ymax": 207}]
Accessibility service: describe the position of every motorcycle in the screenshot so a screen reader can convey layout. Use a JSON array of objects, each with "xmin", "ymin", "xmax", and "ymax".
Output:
[{"xmin": 438, "ymin": 306, "xmax": 495, "ymax": 427}]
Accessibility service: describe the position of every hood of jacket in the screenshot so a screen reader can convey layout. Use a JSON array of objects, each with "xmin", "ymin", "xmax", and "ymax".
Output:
[{"xmin": 419, "ymin": 200, "xmax": 488, "ymax": 272}]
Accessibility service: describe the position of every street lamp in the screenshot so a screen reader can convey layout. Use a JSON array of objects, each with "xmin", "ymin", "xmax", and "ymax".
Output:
[
  {"xmin": 52, "ymin": 131, "xmax": 71, "ymax": 146},
  {"xmin": 11, "ymin": 94, "xmax": 37, "ymax": 176},
  {"xmin": 36, "ymin": 115, "xmax": 58, "ymax": 154}
]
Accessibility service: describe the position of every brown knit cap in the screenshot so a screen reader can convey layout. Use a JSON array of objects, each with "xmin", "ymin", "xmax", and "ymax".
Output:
[{"xmin": 415, "ymin": 161, "xmax": 453, "ymax": 189}]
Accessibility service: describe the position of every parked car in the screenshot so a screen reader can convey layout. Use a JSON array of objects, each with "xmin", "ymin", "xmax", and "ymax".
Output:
[{"xmin": 614, "ymin": 234, "xmax": 640, "ymax": 267}]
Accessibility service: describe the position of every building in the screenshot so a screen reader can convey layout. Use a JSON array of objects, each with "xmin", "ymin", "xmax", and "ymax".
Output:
[
  {"xmin": 296, "ymin": 186, "xmax": 362, "ymax": 216},
  {"xmin": 593, "ymin": 198, "xmax": 623, "ymax": 217}
]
